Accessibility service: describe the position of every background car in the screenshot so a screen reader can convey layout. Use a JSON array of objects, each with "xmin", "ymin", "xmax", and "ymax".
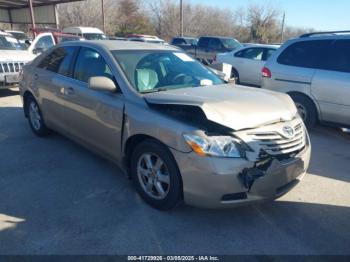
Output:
[
  {"xmin": 126, "ymin": 34, "xmax": 167, "ymax": 44},
  {"xmin": 28, "ymin": 32, "xmax": 82, "ymax": 55},
  {"xmin": 63, "ymin": 26, "xmax": 107, "ymax": 40},
  {"xmin": 216, "ymin": 44, "xmax": 279, "ymax": 86},
  {"xmin": 5, "ymin": 30, "xmax": 31, "ymax": 46},
  {"xmin": 186, "ymin": 36, "xmax": 243, "ymax": 65},
  {"xmin": 0, "ymin": 31, "xmax": 35, "ymax": 89},
  {"xmin": 108, "ymin": 36, "xmax": 127, "ymax": 41},
  {"xmin": 170, "ymin": 36, "xmax": 198, "ymax": 50},
  {"xmin": 262, "ymin": 31, "xmax": 350, "ymax": 128}
]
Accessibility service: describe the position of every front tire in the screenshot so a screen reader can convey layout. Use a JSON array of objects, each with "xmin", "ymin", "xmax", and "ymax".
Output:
[
  {"xmin": 26, "ymin": 96, "xmax": 50, "ymax": 137},
  {"xmin": 290, "ymin": 93, "xmax": 317, "ymax": 128},
  {"xmin": 130, "ymin": 140, "xmax": 182, "ymax": 210}
]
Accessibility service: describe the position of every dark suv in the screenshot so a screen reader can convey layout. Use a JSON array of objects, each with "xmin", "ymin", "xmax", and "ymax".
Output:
[{"xmin": 187, "ymin": 36, "xmax": 242, "ymax": 64}]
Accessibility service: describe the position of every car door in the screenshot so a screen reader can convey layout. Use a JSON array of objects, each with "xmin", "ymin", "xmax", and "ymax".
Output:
[
  {"xmin": 235, "ymin": 47, "xmax": 265, "ymax": 85},
  {"xmin": 62, "ymin": 47, "xmax": 125, "ymax": 159},
  {"xmin": 311, "ymin": 39, "xmax": 350, "ymax": 125},
  {"xmin": 34, "ymin": 46, "xmax": 79, "ymax": 132},
  {"xmin": 206, "ymin": 38, "xmax": 223, "ymax": 62},
  {"xmin": 267, "ymin": 40, "xmax": 332, "ymax": 92}
]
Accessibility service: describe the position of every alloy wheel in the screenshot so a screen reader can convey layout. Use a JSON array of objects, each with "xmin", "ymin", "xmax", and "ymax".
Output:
[
  {"xmin": 29, "ymin": 101, "xmax": 42, "ymax": 131},
  {"xmin": 137, "ymin": 153, "xmax": 170, "ymax": 200}
]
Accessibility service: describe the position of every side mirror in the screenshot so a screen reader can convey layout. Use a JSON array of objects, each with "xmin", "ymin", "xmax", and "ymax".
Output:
[
  {"xmin": 33, "ymin": 47, "xmax": 44, "ymax": 55},
  {"xmin": 88, "ymin": 76, "xmax": 117, "ymax": 92}
]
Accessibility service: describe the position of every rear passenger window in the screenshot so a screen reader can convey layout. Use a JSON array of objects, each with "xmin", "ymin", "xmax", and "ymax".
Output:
[
  {"xmin": 323, "ymin": 40, "xmax": 350, "ymax": 73},
  {"xmin": 277, "ymin": 40, "xmax": 332, "ymax": 68},
  {"xmin": 240, "ymin": 48, "xmax": 264, "ymax": 60},
  {"xmin": 38, "ymin": 46, "xmax": 77, "ymax": 76}
]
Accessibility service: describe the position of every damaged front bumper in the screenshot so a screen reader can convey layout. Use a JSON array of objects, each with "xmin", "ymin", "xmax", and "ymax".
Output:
[{"xmin": 170, "ymin": 136, "xmax": 311, "ymax": 209}]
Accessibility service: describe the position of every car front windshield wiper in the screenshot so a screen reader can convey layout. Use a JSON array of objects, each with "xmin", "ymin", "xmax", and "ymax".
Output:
[{"xmin": 139, "ymin": 88, "xmax": 171, "ymax": 94}]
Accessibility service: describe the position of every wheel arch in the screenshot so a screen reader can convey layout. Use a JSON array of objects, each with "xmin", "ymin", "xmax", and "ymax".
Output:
[
  {"xmin": 231, "ymin": 67, "xmax": 239, "ymax": 77},
  {"xmin": 124, "ymin": 134, "xmax": 168, "ymax": 170},
  {"xmin": 287, "ymin": 91, "xmax": 321, "ymax": 120},
  {"xmin": 23, "ymin": 90, "xmax": 35, "ymax": 118},
  {"xmin": 123, "ymin": 134, "xmax": 184, "ymax": 190}
]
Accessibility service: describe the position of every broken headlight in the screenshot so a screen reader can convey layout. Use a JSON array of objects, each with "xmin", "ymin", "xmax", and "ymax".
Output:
[{"xmin": 183, "ymin": 134, "xmax": 245, "ymax": 158}]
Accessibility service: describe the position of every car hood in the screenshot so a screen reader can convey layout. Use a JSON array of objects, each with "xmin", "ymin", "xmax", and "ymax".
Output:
[
  {"xmin": 143, "ymin": 84, "xmax": 297, "ymax": 131},
  {"xmin": 0, "ymin": 50, "xmax": 35, "ymax": 62}
]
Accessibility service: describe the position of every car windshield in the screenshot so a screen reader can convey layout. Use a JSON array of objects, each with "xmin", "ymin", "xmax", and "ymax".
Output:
[
  {"xmin": 221, "ymin": 38, "xmax": 242, "ymax": 50},
  {"xmin": 83, "ymin": 33, "xmax": 107, "ymax": 40},
  {"xmin": 112, "ymin": 51, "xmax": 224, "ymax": 93},
  {"xmin": 0, "ymin": 35, "xmax": 25, "ymax": 50}
]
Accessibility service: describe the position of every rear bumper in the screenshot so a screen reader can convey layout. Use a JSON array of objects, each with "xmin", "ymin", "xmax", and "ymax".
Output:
[{"xmin": 171, "ymin": 137, "xmax": 311, "ymax": 209}]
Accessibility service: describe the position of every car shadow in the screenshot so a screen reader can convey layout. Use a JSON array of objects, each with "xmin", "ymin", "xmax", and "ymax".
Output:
[
  {"xmin": 307, "ymin": 126, "xmax": 350, "ymax": 183},
  {"xmin": 0, "ymin": 88, "xmax": 19, "ymax": 97},
  {"xmin": 0, "ymin": 197, "xmax": 349, "ymax": 254}
]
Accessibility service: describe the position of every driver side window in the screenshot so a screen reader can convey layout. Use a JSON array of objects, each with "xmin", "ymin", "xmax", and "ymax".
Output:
[
  {"xmin": 73, "ymin": 47, "xmax": 114, "ymax": 83},
  {"xmin": 239, "ymin": 48, "xmax": 264, "ymax": 61}
]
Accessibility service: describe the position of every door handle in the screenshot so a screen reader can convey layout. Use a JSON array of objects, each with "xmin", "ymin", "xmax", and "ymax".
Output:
[{"xmin": 65, "ymin": 87, "xmax": 75, "ymax": 96}]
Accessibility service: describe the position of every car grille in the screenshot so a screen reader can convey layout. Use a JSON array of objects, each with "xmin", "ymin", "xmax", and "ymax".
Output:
[
  {"xmin": 248, "ymin": 123, "xmax": 305, "ymax": 156},
  {"xmin": 0, "ymin": 62, "xmax": 25, "ymax": 74}
]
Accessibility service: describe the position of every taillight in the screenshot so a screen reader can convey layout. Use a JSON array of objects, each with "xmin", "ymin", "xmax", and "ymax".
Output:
[{"xmin": 262, "ymin": 67, "xmax": 272, "ymax": 78}]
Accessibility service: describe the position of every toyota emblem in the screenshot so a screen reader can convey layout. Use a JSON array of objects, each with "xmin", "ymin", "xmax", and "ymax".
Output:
[{"xmin": 282, "ymin": 126, "xmax": 295, "ymax": 138}]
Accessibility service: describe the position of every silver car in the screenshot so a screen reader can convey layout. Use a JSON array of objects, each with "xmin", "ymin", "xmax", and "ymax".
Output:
[
  {"xmin": 216, "ymin": 44, "xmax": 279, "ymax": 86},
  {"xmin": 262, "ymin": 32, "xmax": 350, "ymax": 127},
  {"xmin": 19, "ymin": 41, "xmax": 311, "ymax": 209}
]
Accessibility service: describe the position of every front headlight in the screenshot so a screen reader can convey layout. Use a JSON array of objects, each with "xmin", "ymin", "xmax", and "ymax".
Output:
[{"xmin": 183, "ymin": 134, "xmax": 244, "ymax": 158}]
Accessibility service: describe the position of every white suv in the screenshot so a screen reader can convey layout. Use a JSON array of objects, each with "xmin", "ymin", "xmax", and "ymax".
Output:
[
  {"xmin": 262, "ymin": 31, "xmax": 350, "ymax": 128},
  {"xmin": 0, "ymin": 31, "xmax": 35, "ymax": 89}
]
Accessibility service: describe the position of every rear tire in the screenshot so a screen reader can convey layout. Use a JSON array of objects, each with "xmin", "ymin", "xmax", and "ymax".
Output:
[
  {"xmin": 26, "ymin": 96, "xmax": 50, "ymax": 137},
  {"xmin": 289, "ymin": 93, "xmax": 317, "ymax": 128},
  {"xmin": 231, "ymin": 69, "xmax": 240, "ymax": 84},
  {"xmin": 130, "ymin": 139, "xmax": 182, "ymax": 210}
]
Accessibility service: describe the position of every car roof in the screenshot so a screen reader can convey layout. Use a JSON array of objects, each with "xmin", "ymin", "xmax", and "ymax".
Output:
[
  {"xmin": 290, "ymin": 34, "xmax": 350, "ymax": 42},
  {"xmin": 199, "ymin": 36, "xmax": 236, "ymax": 39},
  {"xmin": 61, "ymin": 40, "xmax": 178, "ymax": 51},
  {"xmin": 0, "ymin": 31, "xmax": 12, "ymax": 36},
  {"xmin": 243, "ymin": 43, "xmax": 280, "ymax": 48},
  {"xmin": 173, "ymin": 36, "xmax": 197, "ymax": 39}
]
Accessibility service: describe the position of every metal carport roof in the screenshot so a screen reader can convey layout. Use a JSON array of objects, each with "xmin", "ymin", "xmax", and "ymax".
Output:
[
  {"xmin": 0, "ymin": 0, "xmax": 84, "ymax": 30},
  {"xmin": 0, "ymin": 0, "xmax": 81, "ymax": 9}
]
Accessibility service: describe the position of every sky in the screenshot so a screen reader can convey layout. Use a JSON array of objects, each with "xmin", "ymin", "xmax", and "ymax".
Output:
[{"xmin": 189, "ymin": 0, "xmax": 349, "ymax": 31}]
